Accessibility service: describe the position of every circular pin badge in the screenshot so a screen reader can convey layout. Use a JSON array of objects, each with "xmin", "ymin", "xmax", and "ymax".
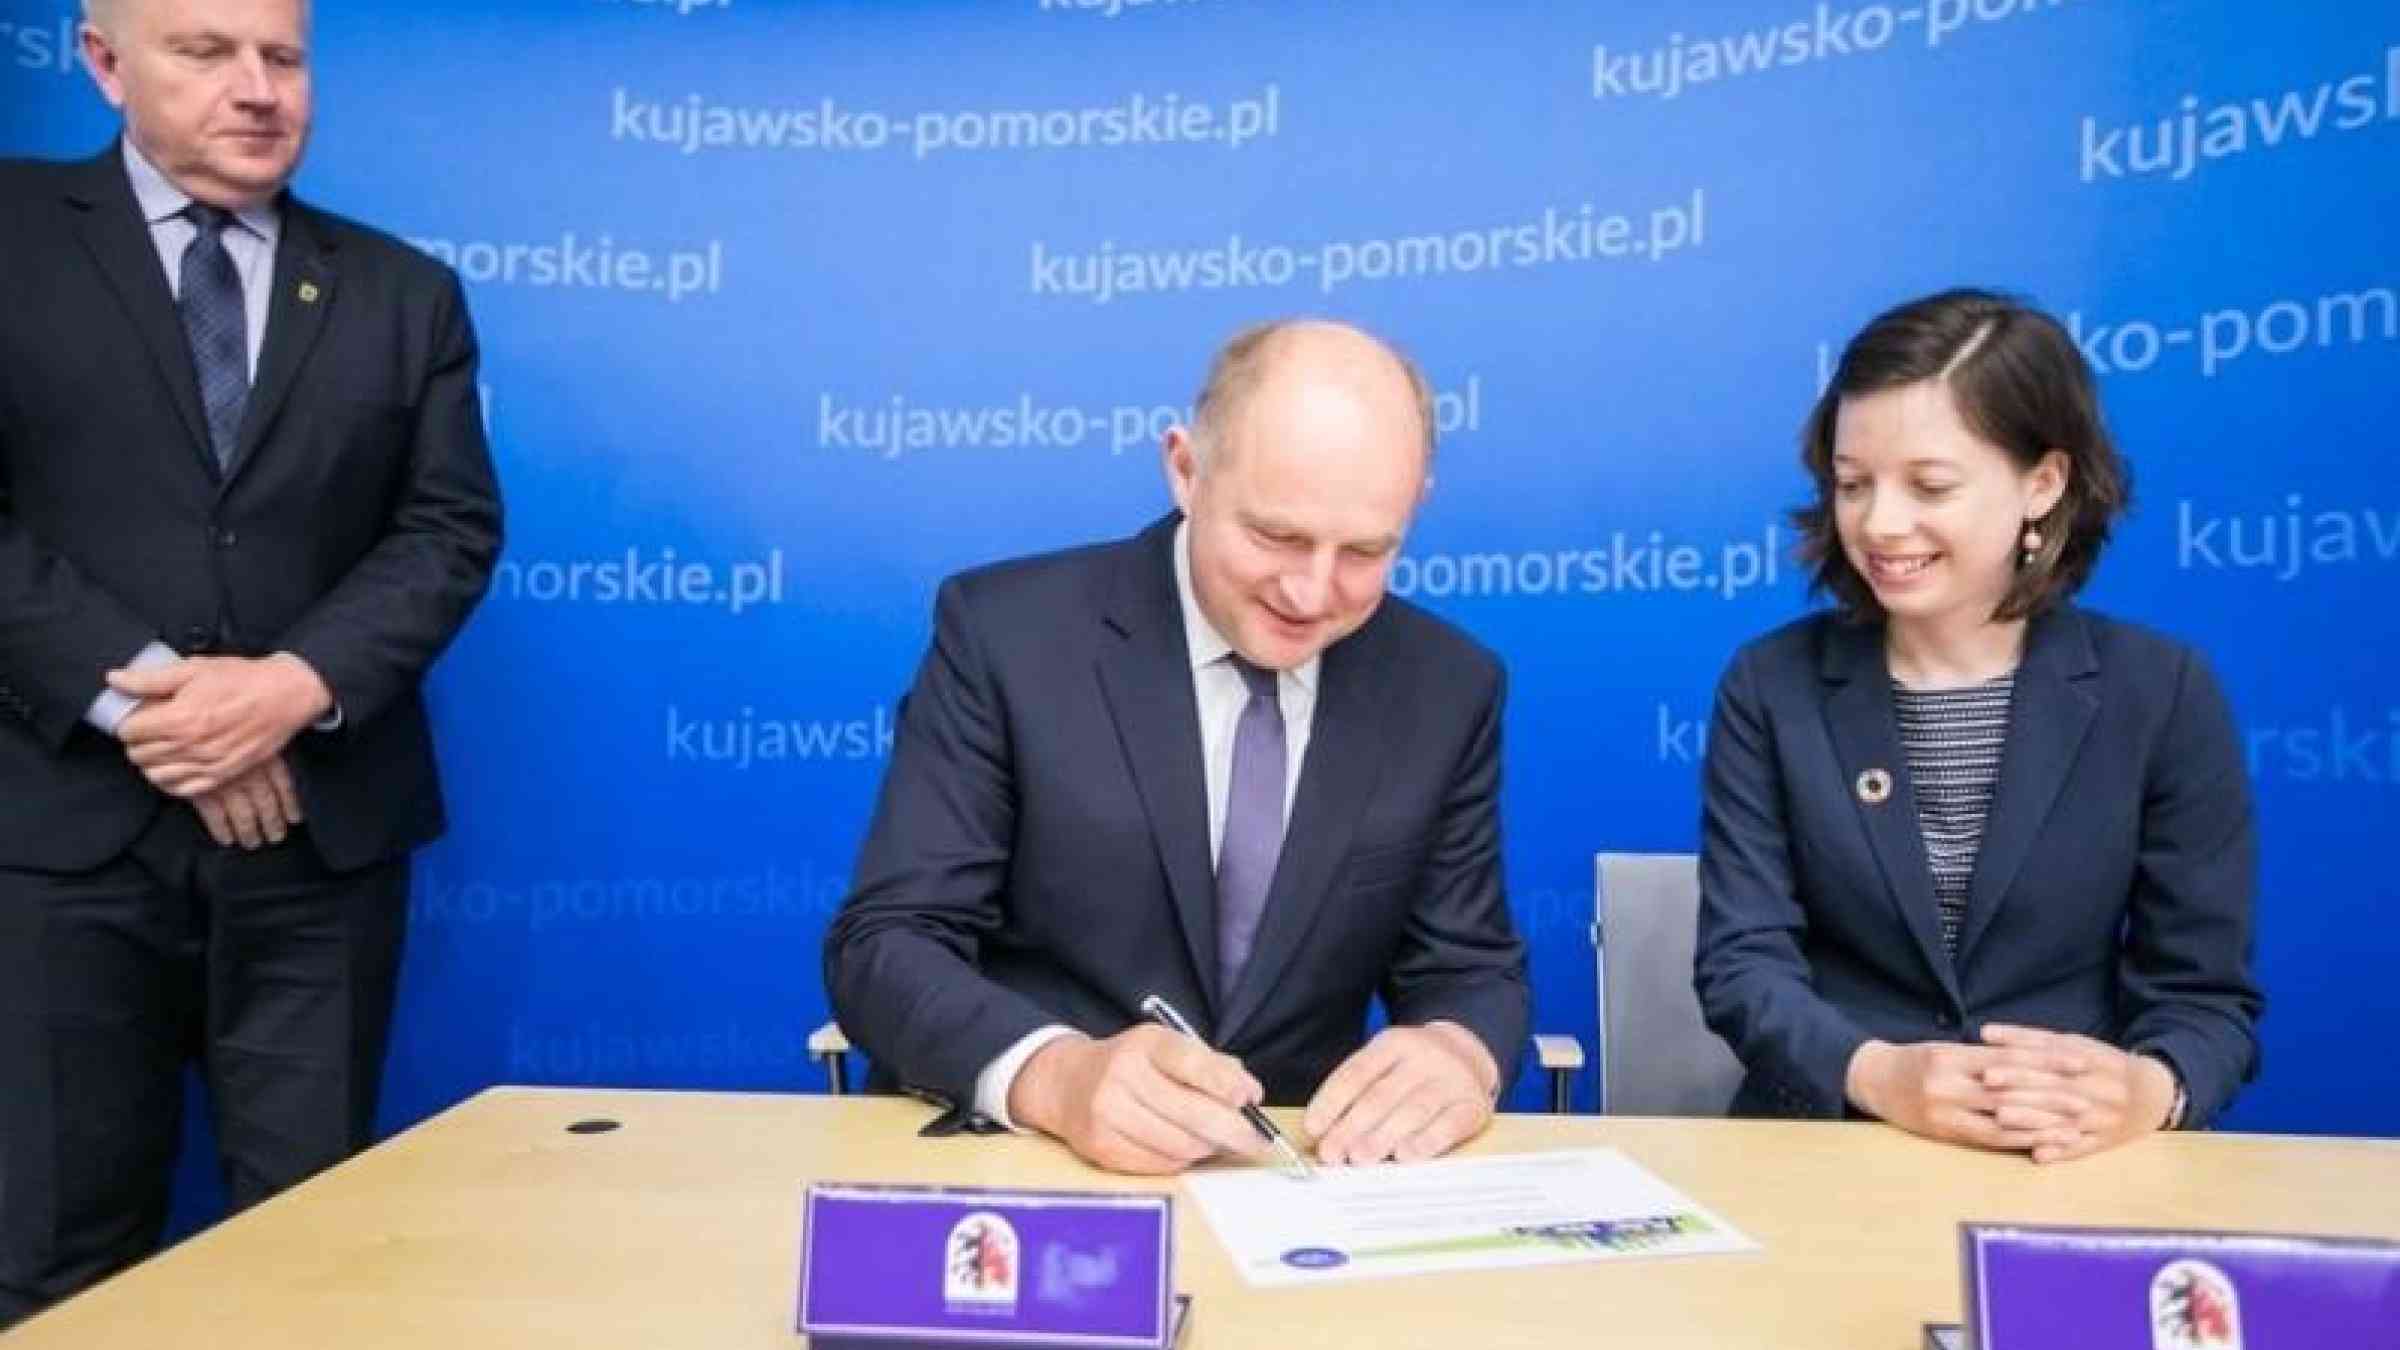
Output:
[{"xmin": 1855, "ymin": 768, "xmax": 1893, "ymax": 805}]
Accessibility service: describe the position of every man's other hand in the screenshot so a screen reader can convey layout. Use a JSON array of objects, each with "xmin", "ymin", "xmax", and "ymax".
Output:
[
  {"xmin": 1303, "ymin": 1022, "xmax": 1498, "ymax": 1166},
  {"xmin": 189, "ymin": 755, "xmax": 305, "ymax": 850}
]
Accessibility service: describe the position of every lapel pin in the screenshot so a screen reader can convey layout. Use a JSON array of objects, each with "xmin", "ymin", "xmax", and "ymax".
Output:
[
  {"xmin": 298, "ymin": 281, "xmax": 320, "ymax": 304},
  {"xmin": 1855, "ymin": 767, "xmax": 1893, "ymax": 805}
]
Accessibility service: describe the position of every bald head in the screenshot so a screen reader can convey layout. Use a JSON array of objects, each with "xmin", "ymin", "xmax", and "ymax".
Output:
[
  {"xmin": 1163, "ymin": 319, "xmax": 1433, "ymax": 671},
  {"xmin": 1187, "ymin": 319, "xmax": 1435, "ymax": 475}
]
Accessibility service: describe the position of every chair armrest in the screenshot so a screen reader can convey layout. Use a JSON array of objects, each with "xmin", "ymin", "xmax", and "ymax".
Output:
[
  {"xmin": 810, "ymin": 1021, "xmax": 853, "ymax": 1095},
  {"xmin": 1531, "ymin": 1034, "xmax": 1585, "ymax": 1114}
]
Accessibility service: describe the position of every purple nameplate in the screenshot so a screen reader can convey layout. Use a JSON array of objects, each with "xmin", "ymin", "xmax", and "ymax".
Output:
[
  {"xmin": 798, "ymin": 1183, "xmax": 1175, "ymax": 1349},
  {"xmin": 1962, "ymin": 1223, "xmax": 2400, "ymax": 1349}
]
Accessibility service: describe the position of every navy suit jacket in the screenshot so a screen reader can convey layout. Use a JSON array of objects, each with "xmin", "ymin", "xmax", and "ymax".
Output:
[
  {"xmin": 1694, "ymin": 606, "xmax": 2262, "ymax": 1125},
  {"xmin": 824, "ymin": 515, "xmax": 1530, "ymax": 1108},
  {"xmin": 0, "ymin": 148, "xmax": 501, "ymax": 872}
]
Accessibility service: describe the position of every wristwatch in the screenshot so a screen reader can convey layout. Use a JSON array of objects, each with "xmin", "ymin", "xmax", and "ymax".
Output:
[{"xmin": 2138, "ymin": 1051, "xmax": 2188, "ymax": 1131}]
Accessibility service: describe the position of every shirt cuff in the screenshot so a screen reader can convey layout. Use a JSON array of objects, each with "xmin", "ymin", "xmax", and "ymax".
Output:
[
  {"xmin": 84, "ymin": 640, "xmax": 181, "ymax": 738},
  {"xmin": 271, "ymin": 651, "xmax": 344, "ymax": 732},
  {"xmin": 973, "ymin": 1024, "xmax": 1080, "ymax": 1132}
]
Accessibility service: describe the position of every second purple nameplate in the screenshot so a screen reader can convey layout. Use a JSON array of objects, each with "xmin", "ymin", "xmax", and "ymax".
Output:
[{"xmin": 1962, "ymin": 1222, "xmax": 2400, "ymax": 1349}]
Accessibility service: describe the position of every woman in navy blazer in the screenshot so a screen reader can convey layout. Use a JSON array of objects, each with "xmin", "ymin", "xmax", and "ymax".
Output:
[{"xmin": 1695, "ymin": 289, "xmax": 2261, "ymax": 1162}]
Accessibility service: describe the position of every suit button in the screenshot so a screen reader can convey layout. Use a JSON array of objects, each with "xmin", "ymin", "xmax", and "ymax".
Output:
[
  {"xmin": 183, "ymin": 626, "xmax": 215, "ymax": 653},
  {"xmin": 1933, "ymin": 1011, "xmax": 1957, "ymax": 1030},
  {"xmin": 214, "ymin": 529, "xmax": 237, "ymax": 548}
]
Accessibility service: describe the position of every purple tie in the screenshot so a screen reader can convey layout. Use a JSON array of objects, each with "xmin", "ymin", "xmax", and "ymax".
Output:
[{"xmin": 1216, "ymin": 657, "xmax": 1286, "ymax": 992}]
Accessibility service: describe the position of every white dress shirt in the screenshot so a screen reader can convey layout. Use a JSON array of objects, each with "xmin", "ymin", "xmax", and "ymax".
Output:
[{"xmin": 971, "ymin": 523, "xmax": 1320, "ymax": 1127}]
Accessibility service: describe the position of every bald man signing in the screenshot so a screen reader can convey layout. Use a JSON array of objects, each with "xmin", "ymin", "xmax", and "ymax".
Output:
[{"xmin": 825, "ymin": 320, "xmax": 1528, "ymax": 1174}]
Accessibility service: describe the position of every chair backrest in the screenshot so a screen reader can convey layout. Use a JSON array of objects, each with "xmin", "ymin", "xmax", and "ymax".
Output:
[{"xmin": 1594, "ymin": 852, "xmax": 1744, "ymax": 1116}]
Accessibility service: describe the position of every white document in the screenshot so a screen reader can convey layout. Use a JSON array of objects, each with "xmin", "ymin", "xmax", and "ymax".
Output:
[{"xmin": 1180, "ymin": 1146, "xmax": 1757, "ymax": 1287}]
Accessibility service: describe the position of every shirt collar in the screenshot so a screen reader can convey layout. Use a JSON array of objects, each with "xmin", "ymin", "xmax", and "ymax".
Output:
[
  {"xmin": 1172, "ymin": 520, "xmax": 1320, "ymax": 695},
  {"xmin": 122, "ymin": 137, "xmax": 281, "ymax": 244}
]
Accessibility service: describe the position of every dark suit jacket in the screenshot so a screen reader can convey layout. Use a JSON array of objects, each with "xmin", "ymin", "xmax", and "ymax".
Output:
[
  {"xmin": 1694, "ymin": 606, "xmax": 2262, "ymax": 1126},
  {"xmin": 825, "ymin": 515, "xmax": 1530, "ymax": 1108},
  {"xmin": 0, "ymin": 147, "xmax": 502, "ymax": 873}
]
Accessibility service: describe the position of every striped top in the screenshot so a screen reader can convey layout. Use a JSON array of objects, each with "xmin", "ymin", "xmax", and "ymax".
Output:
[{"xmin": 1891, "ymin": 673, "xmax": 2016, "ymax": 956}]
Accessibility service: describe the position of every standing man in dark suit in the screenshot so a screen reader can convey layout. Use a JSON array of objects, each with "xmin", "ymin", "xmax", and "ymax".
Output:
[
  {"xmin": 0, "ymin": 0, "xmax": 501, "ymax": 1322},
  {"xmin": 826, "ymin": 320, "xmax": 1528, "ymax": 1175}
]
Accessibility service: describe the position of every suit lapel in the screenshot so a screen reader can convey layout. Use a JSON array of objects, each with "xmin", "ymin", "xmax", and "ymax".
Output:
[
  {"xmin": 1092, "ymin": 519, "xmax": 1225, "ymax": 1019},
  {"xmin": 1818, "ymin": 621, "xmax": 1959, "ymax": 1001},
  {"xmin": 61, "ymin": 149, "xmax": 216, "ymax": 486},
  {"xmin": 225, "ymin": 202, "xmax": 336, "ymax": 490},
  {"xmin": 1217, "ymin": 617, "xmax": 1390, "ymax": 1045},
  {"xmin": 1953, "ymin": 610, "xmax": 2100, "ymax": 964}
]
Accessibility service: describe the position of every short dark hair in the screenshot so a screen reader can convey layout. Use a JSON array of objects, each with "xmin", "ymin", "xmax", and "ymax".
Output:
[{"xmin": 1794, "ymin": 288, "xmax": 2130, "ymax": 622}]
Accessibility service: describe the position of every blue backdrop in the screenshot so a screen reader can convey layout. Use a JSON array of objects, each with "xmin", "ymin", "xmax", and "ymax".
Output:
[{"xmin": 4, "ymin": 0, "xmax": 2394, "ymax": 1218}]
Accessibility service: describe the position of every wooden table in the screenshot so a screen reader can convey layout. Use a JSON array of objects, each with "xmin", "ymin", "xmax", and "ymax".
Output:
[{"xmin": 11, "ymin": 1087, "xmax": 2396, "ymax": 1348}]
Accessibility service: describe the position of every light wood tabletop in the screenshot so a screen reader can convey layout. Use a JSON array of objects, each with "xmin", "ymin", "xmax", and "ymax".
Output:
[{"xmin": 10, "ymin": 1087, "xmax": 2395, "ymax": 1349}]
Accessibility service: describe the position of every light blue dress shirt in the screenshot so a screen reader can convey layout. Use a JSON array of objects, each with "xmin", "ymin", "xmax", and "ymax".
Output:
[{"xmin": 83, "ymin": 140, "xmax": 293, "ymax": 738}]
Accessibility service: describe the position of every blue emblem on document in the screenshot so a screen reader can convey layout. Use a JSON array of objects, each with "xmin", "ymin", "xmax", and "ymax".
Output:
[{"xmin": 1280, "ymin": 1247, "xmax": 1349, "ymax": 1270}]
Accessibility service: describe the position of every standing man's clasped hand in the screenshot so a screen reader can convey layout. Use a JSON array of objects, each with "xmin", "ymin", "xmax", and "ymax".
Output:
[
  {"xmin": 110, "ymin": 652, "xmax": 332, "ymax": 795},
  {"xmin": 1009, "ymin": 1024, "xmax": 1270, "ymax": 1175},
  {"xmin": 110, "ymin": 652, "xmax": 334, "ymax": 852},
  {"xmin": 1303, "ymin": 1022, "xmax": 1498, "ymax": 1166},
  {"xmin": 188, "ymin": 755, "xmax": 306, "ymax": 851},
  {"xmin": 1846, "ymin": 1023, "xmax": 2178, "ymax": 1164}
]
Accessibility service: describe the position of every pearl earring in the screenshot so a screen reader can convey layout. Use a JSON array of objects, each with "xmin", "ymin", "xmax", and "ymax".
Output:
[{"xmin": 2020, "ymin": 522, "xmax": 2044, "ymax": 567}]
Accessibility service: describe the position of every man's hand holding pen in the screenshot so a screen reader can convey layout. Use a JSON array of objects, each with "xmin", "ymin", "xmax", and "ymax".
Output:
[
  {"xmin": 1139, "ymin": 995, "xmax": 1315, "ymax": 1179},
  {"xmin": 1009, "ymin": 1023, "xmax": 1272, "ymax": 1176}
]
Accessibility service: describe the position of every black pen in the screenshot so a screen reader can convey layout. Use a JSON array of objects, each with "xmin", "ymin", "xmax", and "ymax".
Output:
[{"xmin": 1138, "ymin": 994, "xmax": 1315, "ymax": 1180}]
